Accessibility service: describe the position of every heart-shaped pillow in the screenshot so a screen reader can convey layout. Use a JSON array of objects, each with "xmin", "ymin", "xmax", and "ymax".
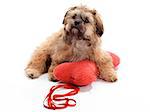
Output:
[{"xmin": 53, "ymin": 52, "xmax": 120, "ymax": 86}]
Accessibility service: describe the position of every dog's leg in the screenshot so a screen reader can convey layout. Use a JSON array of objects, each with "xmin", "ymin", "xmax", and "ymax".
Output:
[
  {"xmin": 94, "ymin": 50, "xmax": 117, "ymax": 82},
  {"xmin": 25, "ymin": 49, "xmax": 49, "ymax": 79},
  {"xmin": 47, "ymin": 47, "xmax": 72, "ymax": 81},
  {"xmin": 48, "ymin": 62, "xmax": 58, "ymax": 81}
]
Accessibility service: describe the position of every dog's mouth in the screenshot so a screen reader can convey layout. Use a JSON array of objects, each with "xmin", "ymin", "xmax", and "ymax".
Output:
[
  {"xmin": 71, "ymin": 26, "xmax": 79, "ymax": 34},
  {"xmin": 71, "ymin": 25, "xmax": 85, "ymax": 36}
]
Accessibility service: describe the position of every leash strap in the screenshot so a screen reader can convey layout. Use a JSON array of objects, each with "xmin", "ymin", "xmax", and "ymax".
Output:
[{"xmin": 43, "ymin": 84, "xmax": 80, "ymax": 110}]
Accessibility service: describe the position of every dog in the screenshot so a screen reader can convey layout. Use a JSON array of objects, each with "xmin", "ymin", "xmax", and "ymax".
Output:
[{"xmin": 25, "ymin": 6, "xmax": 117, "ymax": 82}]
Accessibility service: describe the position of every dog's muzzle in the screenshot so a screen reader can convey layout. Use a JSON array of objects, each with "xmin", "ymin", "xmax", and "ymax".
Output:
[
  {"xmin": 71, "ymin": 19, "xmax": 85, "ymax": 36},
  {"xmin": 74, "ymin": 19, "xmax": 82, "ymax": 26}
]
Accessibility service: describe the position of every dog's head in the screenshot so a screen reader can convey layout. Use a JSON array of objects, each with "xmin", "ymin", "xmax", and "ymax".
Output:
[{"xmin": 63, "ymin": 6, "xmax": 104, "ymax": 43}]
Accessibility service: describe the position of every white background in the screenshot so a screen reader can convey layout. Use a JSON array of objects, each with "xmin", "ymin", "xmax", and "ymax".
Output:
[{"xmin": 0, "ymin": 0, "xmax": 150, "ymax": 112}]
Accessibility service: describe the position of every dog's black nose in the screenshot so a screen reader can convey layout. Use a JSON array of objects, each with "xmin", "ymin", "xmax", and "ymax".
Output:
[{"xmin": 74, "ymin": 20, "xmax": 82, "ymax": 26}]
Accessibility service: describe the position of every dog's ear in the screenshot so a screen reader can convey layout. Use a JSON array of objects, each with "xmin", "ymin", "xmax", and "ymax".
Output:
[
  {"xmin": 63, "ymin": 6, "xmax": 77, "ymax": 24},
  {"xmin": 92, "ymin": 9, "xmax": 104, "ymax": 37},
  {"xmin": 62, "ymin": 11, "xmax": 68, "ymax": 24}
]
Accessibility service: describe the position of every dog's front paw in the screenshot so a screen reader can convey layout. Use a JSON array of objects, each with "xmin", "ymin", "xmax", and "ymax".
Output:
[
  {"xmin": 99, "ymin": 69, "xmax": 118, "ymax": 82},
  {"xmin": 25, "ymin": 68, "xmax": 41, "ymax": 79},
  {"xmin": 48, "ymin": 73, "xmax": 58, "ymax": 82}
]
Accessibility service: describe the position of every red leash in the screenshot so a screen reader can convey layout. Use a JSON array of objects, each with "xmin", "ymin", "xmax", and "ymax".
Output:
[{"xmin": 43, "ymin": 84, "xmax": 80, "ymax": 110}]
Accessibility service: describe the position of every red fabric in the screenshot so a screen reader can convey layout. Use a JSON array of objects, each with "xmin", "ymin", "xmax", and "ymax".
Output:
[
  {"xmin": 108, "ymin": 52, "xmax": 120, "ymax": 67},
  {"xmin": 54, "ymin": 52, "xmax": 120, "ymax": 86},
  {"xmin": 43, "ymin": 84, "xmax": 79, "ymax": 110}
]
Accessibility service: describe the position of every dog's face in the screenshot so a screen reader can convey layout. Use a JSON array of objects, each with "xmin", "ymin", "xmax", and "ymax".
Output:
[{"xmin": 63, "ymin": 6, "xmax": 104, "ymax": 42}]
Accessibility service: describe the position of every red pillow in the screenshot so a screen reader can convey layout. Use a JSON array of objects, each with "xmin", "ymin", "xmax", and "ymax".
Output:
[{"xmin": 54, "ymin": 52, "xmax": 120, "ymax": 86}]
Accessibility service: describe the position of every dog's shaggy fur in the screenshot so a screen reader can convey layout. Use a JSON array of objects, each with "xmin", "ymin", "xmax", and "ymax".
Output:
[{"xmin": 25, "ymin": 6, "xmax": 117, "ymax": 82}]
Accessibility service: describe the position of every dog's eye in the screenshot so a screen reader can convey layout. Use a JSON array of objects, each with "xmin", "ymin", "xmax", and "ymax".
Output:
[
  {"xmin": 72, "ymin": 14, "xmax": 76, "ymax": 19},
  {"xmin": 84, "ymin": 17, "xmax": 89, "ymax": 23}
]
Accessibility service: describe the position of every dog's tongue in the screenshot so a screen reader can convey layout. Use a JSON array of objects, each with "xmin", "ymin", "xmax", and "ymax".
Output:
[{"xmin": 71, "ymin": 28, "xmax": 79, "ymax": 34}]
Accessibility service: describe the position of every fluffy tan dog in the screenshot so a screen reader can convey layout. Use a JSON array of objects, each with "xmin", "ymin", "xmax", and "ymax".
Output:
[{"xmin": 25, "ymin": 6, "xmax": 117, "ymax": 82}]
